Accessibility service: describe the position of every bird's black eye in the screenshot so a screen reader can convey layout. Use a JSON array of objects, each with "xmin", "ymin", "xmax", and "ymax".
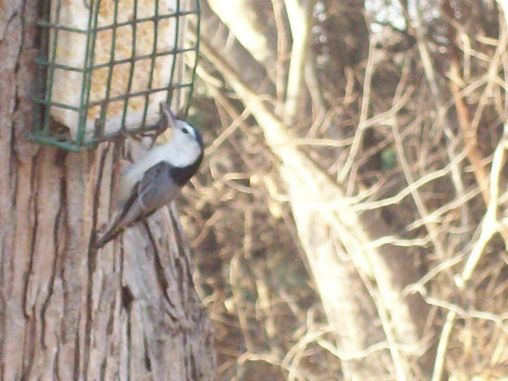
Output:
[{"xmin": 182, "ymin": 127, "xmax": 189, "ymax": 134}]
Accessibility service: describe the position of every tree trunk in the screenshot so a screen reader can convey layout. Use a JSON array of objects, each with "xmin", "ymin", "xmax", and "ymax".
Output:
[{"xmin": 0, "ymin": 1, "xmax": 216, "ymax": 380}]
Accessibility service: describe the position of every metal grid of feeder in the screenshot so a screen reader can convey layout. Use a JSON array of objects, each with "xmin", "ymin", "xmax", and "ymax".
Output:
[{"xmin": 32, "ymin": 0, "xmax": 200, "ymax": 151}]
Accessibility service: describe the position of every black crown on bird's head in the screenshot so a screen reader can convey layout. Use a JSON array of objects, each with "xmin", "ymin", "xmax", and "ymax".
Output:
[{"xmin": 158, "ymin": 102, "xmax": 203, "ymax": 149}]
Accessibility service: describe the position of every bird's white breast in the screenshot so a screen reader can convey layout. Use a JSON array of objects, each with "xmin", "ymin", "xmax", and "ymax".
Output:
[{"xmin": 119, "ymin": 137, "xmax": 201, "ymax": 203}]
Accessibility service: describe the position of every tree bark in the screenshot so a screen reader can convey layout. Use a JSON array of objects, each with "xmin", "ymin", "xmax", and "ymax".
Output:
[{"xmin": 0, "ymin": 1, "xmax": 216, "ymax": 380}]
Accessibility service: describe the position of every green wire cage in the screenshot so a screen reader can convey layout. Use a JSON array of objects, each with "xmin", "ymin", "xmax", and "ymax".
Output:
[{"xmin": 32, "ymin": 0, "xmax": 200, "ymax": 151}]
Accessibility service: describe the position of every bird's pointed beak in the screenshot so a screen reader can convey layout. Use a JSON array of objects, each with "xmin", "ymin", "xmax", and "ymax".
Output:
[
  {"xmin": 157, "ymin": 102, "xmax": 178, "ymax": 144},
  {"xmin": 160, "ymin": 102, "xmax": 177, "ymax": 129}
]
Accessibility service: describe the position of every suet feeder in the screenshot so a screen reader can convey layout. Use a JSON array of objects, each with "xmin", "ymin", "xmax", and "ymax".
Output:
[{"xmin": 32, "ymin": 0, "xmax": 200, "ymax": 151}]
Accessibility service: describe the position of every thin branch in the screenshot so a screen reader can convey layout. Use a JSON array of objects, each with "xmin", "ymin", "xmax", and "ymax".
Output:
[
  {"xmin": 283, "ymin": 0, "xmax": 316, "ymax": 124},
  {"xmin": 431, "ymin": 126, "xmax": 508, "ymax": 381}
]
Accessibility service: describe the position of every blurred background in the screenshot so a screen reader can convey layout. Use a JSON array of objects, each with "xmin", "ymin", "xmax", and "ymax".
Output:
[{"xmin": 180, "ymin": 1, "xmax": 508, "ymax": 380}]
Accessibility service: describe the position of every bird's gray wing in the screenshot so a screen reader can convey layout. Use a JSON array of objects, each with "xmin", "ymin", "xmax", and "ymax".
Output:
[
  {"xmin": 123, "ymin": 161, "xmax": 180, "ymax": 224},
  {"xmin": 94, "ymin": 161, "xmax": 179, "ymax": 248}
]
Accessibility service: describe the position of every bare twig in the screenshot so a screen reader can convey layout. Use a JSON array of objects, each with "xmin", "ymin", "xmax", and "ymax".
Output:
[{"xmin": 431, "ymin": 126, "xmax": 508, "ymax": 381}]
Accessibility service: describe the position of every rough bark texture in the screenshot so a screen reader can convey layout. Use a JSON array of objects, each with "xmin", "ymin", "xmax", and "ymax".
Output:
[{"xmin": 0, "ymin": 1, "xmax": 216, "ymax": 380}]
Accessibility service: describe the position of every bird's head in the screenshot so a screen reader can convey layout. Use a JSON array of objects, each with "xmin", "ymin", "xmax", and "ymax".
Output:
[{"xmin": 158, "ymin": 102, "xmax": 204, "ymax": 167}]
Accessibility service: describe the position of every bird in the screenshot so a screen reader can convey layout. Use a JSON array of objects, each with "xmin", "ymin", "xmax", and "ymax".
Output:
[{"xmin": 94, "ymin": 103, "xmax": 204, "ymax": 249}]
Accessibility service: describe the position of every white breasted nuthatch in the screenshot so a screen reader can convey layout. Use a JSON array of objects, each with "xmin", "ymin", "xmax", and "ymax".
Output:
[{"xmin": 94, "ymin": 103, "xmax": 204, "ymax": 249}]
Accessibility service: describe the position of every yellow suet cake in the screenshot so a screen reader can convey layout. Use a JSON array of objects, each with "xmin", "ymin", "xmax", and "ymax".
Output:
[{"xmin": 49, "ymin": 0, "xmax": 191, "ymax": 138}]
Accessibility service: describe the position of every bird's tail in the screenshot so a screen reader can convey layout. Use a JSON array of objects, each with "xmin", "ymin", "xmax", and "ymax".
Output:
[
  {"xmin": 93, "ymin": 184, "xmax": 143, "ymax": 249},
  {"xmin": 93, "ymin": 215, "xmax": 126, "ymax": 249}
]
